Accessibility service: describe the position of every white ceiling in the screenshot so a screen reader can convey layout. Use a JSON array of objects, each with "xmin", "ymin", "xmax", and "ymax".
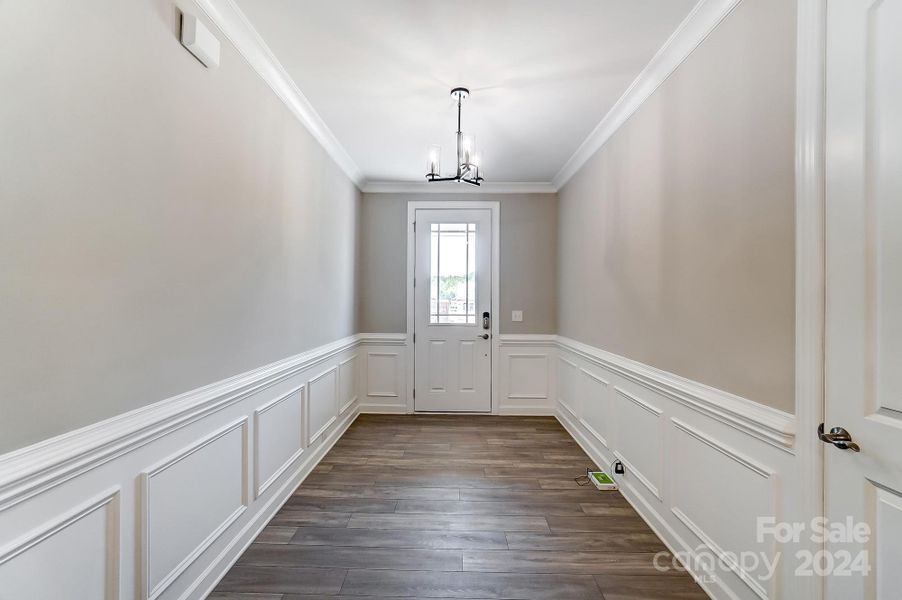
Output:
[{"xmin": 233, "ymin": 0, "xmax": 698, "ymax": 185}]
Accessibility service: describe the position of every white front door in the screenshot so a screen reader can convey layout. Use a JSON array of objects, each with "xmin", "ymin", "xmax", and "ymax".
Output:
[
  {"xmin": 824, "ymin": 1, "xmax": 902, "ymax": 597},
  {"xmin": 413, "ymin": 209, "xmax": 492, "ymax": 412}
]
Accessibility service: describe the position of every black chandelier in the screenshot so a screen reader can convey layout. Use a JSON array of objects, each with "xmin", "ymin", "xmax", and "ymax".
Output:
[{"xmin": 425, "ymin": 87, "xmax": 484, "ymax": 186}]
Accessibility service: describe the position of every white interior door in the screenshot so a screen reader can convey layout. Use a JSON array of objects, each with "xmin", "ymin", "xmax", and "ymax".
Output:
[
  {"xmin": 825, "ymin": 1, "xmax": 902, "ymax": 597},
  {"xmin": 414, "ymin": 209, "xmax": 492, "ymax": 412}
]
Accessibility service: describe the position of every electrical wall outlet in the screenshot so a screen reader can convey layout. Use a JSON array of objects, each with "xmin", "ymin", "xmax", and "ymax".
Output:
[{"xmin": 511, "ymin": 310, "xmax": 523, "ymax": 322}]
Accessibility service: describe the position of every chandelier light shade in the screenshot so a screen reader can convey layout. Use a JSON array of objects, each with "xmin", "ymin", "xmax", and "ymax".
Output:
[
  {"xmin": 461, "ymin": 135, "xmax": 475, "ymax": 165},
  {"xmin": 425, "ymin": 87, "xmax": 484, "ymax": 186},
  {"xmin": 427, "ymin": 144, "xmax": 442, "ymax": 178}
]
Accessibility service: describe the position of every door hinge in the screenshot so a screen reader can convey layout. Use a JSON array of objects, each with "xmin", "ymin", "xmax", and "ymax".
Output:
[
  {"xmin": 413, "ymin": 388, "xmax": 416, "ymax": 399},
  {"xmin": 413, "ymin": 221, "xmax": 416, "ymax": 232},
  {"xmin": 413, "ymin": 332, "xmax": 416, "ymax": 343}
]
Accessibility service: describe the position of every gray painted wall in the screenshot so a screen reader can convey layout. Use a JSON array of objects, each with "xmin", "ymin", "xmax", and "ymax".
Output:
[
  {"xmin": 358, "ymin": 193, "xmax": 557, "ymax": 335},
  {"xmin": 0, "ymin": 0, "xmax": 799, "ymax": 455},
  {"xmin": 557, "ymin": 0, "xmax": 797, "ymax": 413},
  {"xmin": 0, "ymin": 0, "xmax": 360, "ymax": 452}
]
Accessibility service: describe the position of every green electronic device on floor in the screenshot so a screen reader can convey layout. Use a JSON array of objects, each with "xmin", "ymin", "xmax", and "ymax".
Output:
[{"xmin": 589, "ymin": 470, "xmax": 618, "ymax": 490}]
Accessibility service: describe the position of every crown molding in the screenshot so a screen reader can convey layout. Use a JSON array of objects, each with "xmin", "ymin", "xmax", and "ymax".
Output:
[
  {"xmin": 551, "ymin": 0, "xmax": 742, "ymax": 191},
  {"xmin": 193, "ymin": 0, "xmax": 740, "ymax": 196},
  {"xmin": 361, "ymin": 181, "xmax": 557, "ymax": 195},
  {"xmin": 193, "ymin": 0, "xmax": 365, "ymax": 188}
]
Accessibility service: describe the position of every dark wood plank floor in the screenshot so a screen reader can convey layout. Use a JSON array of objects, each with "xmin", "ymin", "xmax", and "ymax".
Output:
[{"xmin": 210, "ymin": 415, "xmax": 707, "ymax": 599}]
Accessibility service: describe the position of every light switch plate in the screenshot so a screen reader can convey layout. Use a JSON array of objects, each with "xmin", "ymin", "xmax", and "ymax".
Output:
[{"xmin": 511, "ymin": 310, "xmax": 523, "ymax": 322}]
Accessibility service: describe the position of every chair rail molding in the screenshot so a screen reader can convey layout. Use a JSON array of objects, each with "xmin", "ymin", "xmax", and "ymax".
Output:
[
  {"xmin": 497, "ymin": 334, "xmax": 559, "ymax": 348},
  {"xmin": 557, "ymin": 336, "xmax": 796, "ymax": 450},
  {"xmin": 357, "ymin": 332, "xmax": 795, "ymax": 441},
  {"xmin": 0, "ymin": 334, "xmax": 360, "ymax": 511},
  {"xmin": 0, "ymin": 334, "xmax": 363, "ymax": 600}
]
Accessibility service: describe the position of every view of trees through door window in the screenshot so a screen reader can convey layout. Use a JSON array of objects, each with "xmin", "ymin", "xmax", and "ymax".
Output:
[{"xmin": 429, "ymin": 223, "xmax": 476, "ymax": 324}]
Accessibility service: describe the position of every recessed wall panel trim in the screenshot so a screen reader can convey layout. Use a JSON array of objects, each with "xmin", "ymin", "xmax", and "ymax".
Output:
[{"xmin": 140, "ymin": 418, "xmax": 249, "ymax": 600}]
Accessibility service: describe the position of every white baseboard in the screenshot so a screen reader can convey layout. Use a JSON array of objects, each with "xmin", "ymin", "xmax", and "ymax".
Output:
[
  {"xmin": 496, "ymin": 406, "xmax": 556, "ymax": 416},
  {"xmin": 357, "ymin": 404, "xmax": 407, "ymax": 414},
  {"xmin": 0, "ymin": 335, "xmax": 363, "ymax": 600}
]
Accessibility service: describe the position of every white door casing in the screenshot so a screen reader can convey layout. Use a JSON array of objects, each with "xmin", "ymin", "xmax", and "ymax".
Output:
[
  {"xmin": 413, "ymin": 208, "xmax": 493, "ymax": 412},
  {"xmin": 825, "ymin": 0, "xmax": 902, "ymax": 597}
]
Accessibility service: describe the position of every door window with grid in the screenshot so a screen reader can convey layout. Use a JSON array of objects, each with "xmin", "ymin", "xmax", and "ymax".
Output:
[{"xmin": 429, "ymin": 223, "xmax": 476, "ymax": 324}]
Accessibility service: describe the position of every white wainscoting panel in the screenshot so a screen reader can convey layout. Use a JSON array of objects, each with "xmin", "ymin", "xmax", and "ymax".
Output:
[
  {"xmin": 142, "ymin": 419, "xmax": 248, "ymax": 600},
  {"xmin": 508, "ymin": 355, "xmax": 548, "ymax": 399},
  {"xmin": 875, "ymin": 488, "xmax": 902, "ymax": 598},
  {"xmin": 497, "ymin": 335, "xmax": 557, "ymax": 415},
  {"xmin": 307, "ymin": 367, "xmax": 338, "ymax": 445},
  {"xmin": 0, "ymin": 335, "xmax": 363, "ymax": 600},
  {"xmin": 0, "ymin": 489, "xmax": 119, "ymax": 600},
  {"xmin": 611, "ymin": 386, "xmax": 663, "ymax": 501},
  {"xmin": 670, "ymin": 418, "xmax": 776, "ymax": 600},
  {"xmin": 557, "ymin": 357, "xmax": 579, "ymax": 418},
  {"xmin": 577, "ymin": 368, "xmax": 611, "ymax": 451},
  {"xmin": 253, "ymin": 386, "xmax": 304, "ymax": 498},
  {"xmin": 359, "ymin": 334, "xmax": 408, "ymax": 413},
  {"xmin": 554, "ymin": 335, "xmax": 804, "ymax": 600},
  {"xmin": 338, "ymin": 354, "xmax": 359, "ymax": 416},
  {"xmin": 367, "ymin": 352, "xmax": 402, "ymax": 396},
  {"xmin": 0, "ymin": 332, "xmax": 814, "ymax": 600}
]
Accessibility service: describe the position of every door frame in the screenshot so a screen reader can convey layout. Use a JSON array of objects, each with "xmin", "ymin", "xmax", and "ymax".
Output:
[
  {"xmin": 405, "ymin": 200, "xmax": 501, "ymax": 414},
  {"xmin": 794, "ymin": 0, "xmax": 826, "ymax": 597}
]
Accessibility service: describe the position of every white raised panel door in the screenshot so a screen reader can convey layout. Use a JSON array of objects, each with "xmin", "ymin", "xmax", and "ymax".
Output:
[
  {"xmin": 414, "ymin": 209, "xmax": 492, "ymax": 411},
  {"xmin": 825, "ymin": 1, "xmax": 902, "ymax": 597}
]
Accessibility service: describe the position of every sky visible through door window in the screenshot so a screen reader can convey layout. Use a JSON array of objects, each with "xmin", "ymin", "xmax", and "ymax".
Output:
[{"xmin": 430, "ymin": 223, "xmax": 476, "ymax": 324}]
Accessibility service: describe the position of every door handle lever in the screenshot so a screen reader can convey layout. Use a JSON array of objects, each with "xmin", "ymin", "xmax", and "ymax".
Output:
[{"xmin": 818, "ymin": 423, "xmax": 860, "ymax": 452}]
